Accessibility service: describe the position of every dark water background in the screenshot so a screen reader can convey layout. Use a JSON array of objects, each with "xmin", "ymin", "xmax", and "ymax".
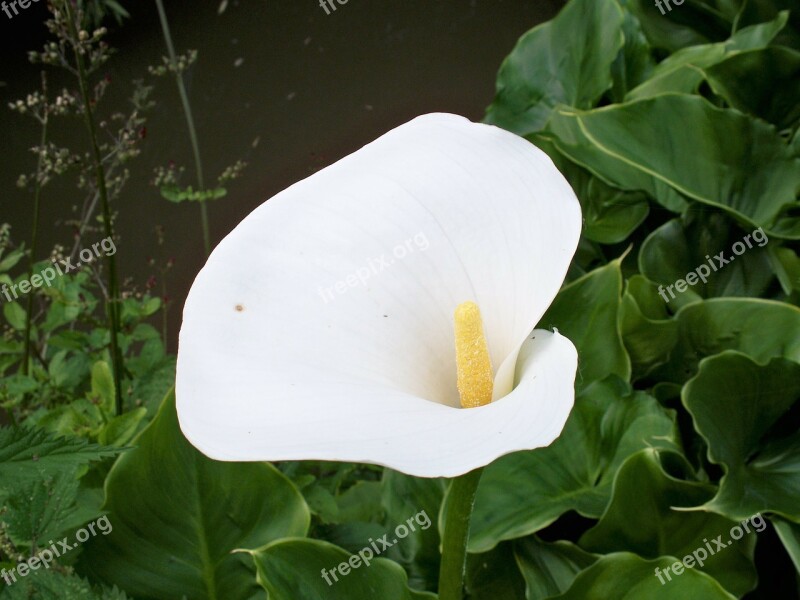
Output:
[{"xmin": 1, "ymin": 0, "xmax": 563, "ymax": 350}]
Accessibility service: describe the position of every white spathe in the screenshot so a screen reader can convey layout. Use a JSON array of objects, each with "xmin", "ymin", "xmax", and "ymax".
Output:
[{"xmin": 176, "ymin": 113, "xmax": 582, "ymax": 478}]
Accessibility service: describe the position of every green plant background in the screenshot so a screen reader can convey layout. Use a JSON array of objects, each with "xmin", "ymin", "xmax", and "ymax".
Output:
[{"xmin": 1, "ymin": 0, "xmax": 799, "ymax": 597}]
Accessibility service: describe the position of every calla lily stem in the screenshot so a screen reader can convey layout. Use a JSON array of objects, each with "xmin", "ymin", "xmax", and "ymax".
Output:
[{"xmin": 438, "ymin": 466, "xmax": 484, "ymax": 600}]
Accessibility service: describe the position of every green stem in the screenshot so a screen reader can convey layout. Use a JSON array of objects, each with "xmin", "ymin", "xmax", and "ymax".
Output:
[
  {"xmin": 438, "ymin": 467, "xmax": 484, "ymax": 600},
  {"xmin": 154, "ymin": 0, "xmax": 210, "ymax": 256},
  {"xmin": 64, "ymin": 1, "xmax": 124, "ymax": 416},
  {"xmin": 22, "ymin": 77, "xmax": 48, "ymax": 377}
]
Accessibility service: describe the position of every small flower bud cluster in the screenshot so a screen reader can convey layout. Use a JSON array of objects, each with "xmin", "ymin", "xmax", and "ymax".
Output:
[
  {"xmin": 218, "ymin": 160, "xmax": 248, "ymax": 185},
  {"xmin": 148, "ymin": 49, "xmax": 198, "ymax": 76}
]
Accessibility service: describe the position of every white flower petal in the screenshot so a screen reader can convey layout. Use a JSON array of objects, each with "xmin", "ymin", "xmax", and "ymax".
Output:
[
  {"xmin": 176, "ymin": 113, "xmax": 581, "ymax": 477},
  {"xmin": 179, "ymin": 330, "xmax": 577, "ymax": 477}
]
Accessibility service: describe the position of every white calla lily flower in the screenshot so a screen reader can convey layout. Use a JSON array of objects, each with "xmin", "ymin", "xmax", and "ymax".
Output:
[{"xmin": 176, "ymin": 113, "xmax": 581, "ymax": 478}]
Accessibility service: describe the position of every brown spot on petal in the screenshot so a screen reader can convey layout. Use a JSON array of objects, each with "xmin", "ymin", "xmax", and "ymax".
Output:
[{"xmin": 235, "ymin": 304, "xmax": 244, "ymax": 312}]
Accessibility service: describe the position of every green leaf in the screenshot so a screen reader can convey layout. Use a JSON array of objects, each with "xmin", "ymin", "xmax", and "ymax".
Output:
[
  {"xmin": 609, "ymin": 1, "xmax": 656, "ymax": 101},
  {"xmin": 627, "ymin": 0, "xmax": 729, "ymax": 52},
  {"xmin": 580, "ymin": 449, "xmax": 757, "ymax": 595},
  {"xmin": 538, "ymin": 140, "xmax": 649, "ymax": 244},
  {"xmin": 626, "ymin": 12, "xmax": 788, "ymax": 100},
  {"xmin": 773, "ymin": 517, "xmax": 800, "ymax": 574},
  {"xmin": 305, "ymin": 484, "xmax": 341, "ymax": 523},
  {"xmin": 485, "ymin": 0, "xmax": 625, "ymax": 136},
  {"xmin": 245, "ymin": 538, "xmax": 436, "ymax": 599},
  {"xmin": 514, "ymin": 537, "xmax": 598, "ymax": 598},
  {"xmin": 0, "ymin": 248, "xmax": 25, "ymax": 272},
  {"xmin": 89, "ymin": 361, "xmax": 115, "ymax": 417},
  {"xmin": 0, "ymin": 570, "xmax": 131, "ymax": 600},
  {"xmin": 683, "ymin": 352, "xmax": 800, "ymax": 521},
  {"xmin": 659, "ymin": 298, "xmax": 800, "ymax": 383},
  {"xmin": 546, "ymin": 95, "xmax": 800, "ymax": 233},
  {"xmin": 551, "ymin": 552, "xmax": 737, "ymax": 599},
  {"xmin": 620, "ymin": 275, "xmax": 679, "ymax": 378},
  {"xmin": 466, "ymin": 543, "xmax": 527, "ymax": 600},
  {"xmin": 381, "ymin": 471, "xmax": 445, "ymax": 591},
  {"xmin": 160, "ymin": 184, "xmax": 227, "ymax": 204},
  {"xmin": 638, "ymin": 212, "xmax": 775, "ymax": 310},
  {"xmin": 1, "ymin": 468, "xmax": 81, "ymax": 551},
  {"xmin": 468, "ymin": 377, "xmax": 678, "ymax": 552},
  {"xmin": 97, "ymin": 407, "xmax": 147, "ymax": 447},
  {"xmin": 705, "ymin": 46, "xmax": 800, "ymax": 130},
  {"xmin": 80, "ymin": 389, "xmax": 310, "ymax": 600},
  {"xmin": 772, "ymin": 246, "xmax": 800, "ymax": 295},
  {"xmin": 538, "ymin": 259, "xmax": 631, "ymax": 388},
  {"xmin": 0, "ymin": 427, "xmax": 120, "ymax": 485},
  {"xmin": 336, "ymin": 481, "xmax": 383, "ymax": 523},
  {"xmin": 3, "ymin": 301, "xmax": 26, "ymax": 330}
]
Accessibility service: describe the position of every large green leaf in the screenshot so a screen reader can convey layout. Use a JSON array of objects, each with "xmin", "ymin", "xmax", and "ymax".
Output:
[
  {"xmin": 545, "ymin": 95, "xmax": 800, "ymax": 233},
  {"xmin": 659, "ymin": 298, "xmax": 800, "ymax": 383},
  {"xmin": 381, "ymin": 471, "xmax": 445, "ymax": 592},
  {"xmin": 683, "ymin": 352, "xmax": 800, "ymax": 521},
  {"xmin": 626, "ymin": 12, "xmax": 788, "ymax": 100},
  {"xmin": 537, "ymin": 260, "xmax": 631, "ymax": 389},
  {"xmin": 466, "ymin": 543, "xmax": 527, "ymax": 600},
  {"xmin": 468, "ymin": 377, "xmax": 678, "ymax": 552},
  {"xmin": 773, "ymin": 517, "xmax": 800, "ymax": 574},
  {"xmin": 705, "ymin": 46, "xmax": 800, "ymax": 130},
  {"xmin": 638, "ymin": 212, "xmax": 775, "ymax": 311},
  {"xmin": 484, "ymin": 0, "xmax": 624, "ymax": 136},
  {"xmin": 514, "ymin": 537, "xmax": 598, "ymax": 599},
  {"xmin": 80, "ymin": 390, "xmax": 310, "ymax": 600},
  {"xmin": 244, "ymin": 538, "xmax": 436, "ymax": 600},
  {"xmin": 551, "ymin": 552, "xmax": 737, "ymax": 599},
  {"xmin": 580, "ymin": 450, "xmax": 757, "ymax": 596}
]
